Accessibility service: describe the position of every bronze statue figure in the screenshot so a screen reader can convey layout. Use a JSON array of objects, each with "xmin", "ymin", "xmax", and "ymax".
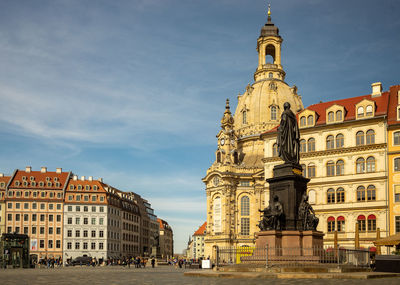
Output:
[
  {"xmin": 298, "ymin": 193, "xmax": 319, "ymax": 231},
  {"xmin": 277, "ymin": 102, "xmax": 300, "ymax": 164},
  {"xmin": 258, "ymin": 195, "xmax": 284, "ymax": 231}
]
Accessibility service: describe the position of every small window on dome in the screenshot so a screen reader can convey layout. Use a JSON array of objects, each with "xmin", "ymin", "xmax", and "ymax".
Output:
[{"xmin": 268, "ymin": 72, "xmax": 273, "ymax": 78}]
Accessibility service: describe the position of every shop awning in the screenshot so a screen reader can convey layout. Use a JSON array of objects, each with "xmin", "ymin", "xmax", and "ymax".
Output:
[{"xmin": 374, "ymin": 233, "xmax": 400, "ymax": 246}]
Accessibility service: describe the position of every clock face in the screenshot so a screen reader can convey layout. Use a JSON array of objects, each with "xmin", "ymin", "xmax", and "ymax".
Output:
[{"xmin": 220, "ymin": 139, "xmax": 225, "ymax": 146}]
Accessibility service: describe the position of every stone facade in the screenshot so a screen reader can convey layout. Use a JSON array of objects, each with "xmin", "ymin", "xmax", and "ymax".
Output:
[
  {"xmin": 203, "ymin": 10, "xmax": 303, "ymax": 258},
  {"xmin": 158, "ymin": 218, "xmax": 173, "ymax": 259}
]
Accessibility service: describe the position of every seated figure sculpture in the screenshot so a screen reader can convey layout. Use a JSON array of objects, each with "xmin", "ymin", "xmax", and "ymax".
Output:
[
  {"xmin": 258, "ymin": 195, "xmax": 284, "ymax": 231},
  {"xmin": 298, "ymin": 193, "xmax": 319, "ymax": 231}
]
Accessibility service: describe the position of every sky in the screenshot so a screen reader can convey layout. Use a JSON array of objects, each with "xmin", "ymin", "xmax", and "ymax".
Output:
[{"xmin": 0, "ymin": 0, "xmax": 399, "ymax": 253}]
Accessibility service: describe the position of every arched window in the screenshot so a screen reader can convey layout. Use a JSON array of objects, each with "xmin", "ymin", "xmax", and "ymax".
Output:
[
  {"xmin": 240, "ymin": 196, "xmax": 250, "ymax": 236},
  {"xmin": 336, "ymin": 134, "xmax": 344, "ymax": 148},
  {"xmin": 367, "ymin": 185, "xmax": 376, "ymax": 201},
  {"xmin": 357, "ymin": 106, "xmax": 364, "ymax": 118},
  {"xmin": 336, "ymin": 110, "xmax": 343, "ymax": 121},
  {"xmin": 240, "ymin": 196, "xmax": 250, "ymax": 216},
  {"xmin": 366, "ymin": 129, "xmax": 375, "ymax": 144},
  {"xmin": 307, "ymin": 163, "xmax": 316, "ymax": 178},
  {"xmin": 327, "ymin": 188, "xmax": 335, "ymax": 203},
  {"xmin": 328, "ymin": 111, "xmax": 334, "ymax": 122},
  {"xmin": 357, "ymin": 215, "xmax": 366, "ymax": 232},
  {"xmin": 366, "ymin": 105, "xmax": 373, "ymax": 116},
  {"xmin": 336, "ymin": 160, "xmax": 344, "ymax": 176},
  {"xmin": 300, "ymin": 139, "xmax": 307, "ymax": 153},
  {"xmin": 366, "ymin": 156, "xmax": 375, "ymax": 172},
  {"xmin": 337, "ymin": 216, "xmax": 345, "ymax": 232},
  {"xmin": 300, "ymin": 116, "xmax": 306, "ymax": 127},
  {"xmin": 301, "ymin": 164, "xmax": 306, "ymax": 177},
  {"xmin": 307, "ymin": 138, "xmax": 315, "ymax": 152},
  {"xmin": 268, "ymin": 72, "xmax": 273, "ymax": 78},
  {"xmin": 271, "ymin": 106, "xmax": 277, "ymax": 120},
  {"xmin": 216, "ymin": 152, "xmax": 221, "ymax": 163},
  {"xmin": 356, "ymin": 157, "xmax": 365, "ymax": 173},
  {"xmin": 326, "ymin": 135, "xmax": 335, "ymax": 150},
  {"xmin": 327, "ymin": 161, "xmax": 335, "ymax": 176},
  {"xmin": 395, "ymin": 157, "xmax": 400, "ymax": 172},
  {"xmin": 242, "ymin": 111, "xmax": 247, "ymax": 124},
  {"xmin": 272, "ymin": 143, "xmax": 278, "ymax": 157},
  {"xmin": 308, "ymin": 190, "xmax": 316, "ymax": 204},
  {"xmin": 307, "ymin": 115, "xmax": 314, "ymax": 125},
  {"xmin": 336, "ymin": 187, "xmax": 345, "ymax": 203},
  {"xmin": 213, "ymin": 197, "xmax": 222, "ymax": 233},
  {"xmin": 367, "ymin": 214, "xmax": 376, "ymax": 231},
  {"xmin": 356, "ymin": 131, "xmax": 365, "ymax": 145},
  {"xmin": 357, "ymin": 186, "xmax": 366, "ymax": 202},
  {"xmin": 327, "ymin": 216, "xmax": 335, "ymax": 232}
]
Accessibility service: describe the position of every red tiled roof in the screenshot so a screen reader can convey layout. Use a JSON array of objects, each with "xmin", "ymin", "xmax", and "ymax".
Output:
[
  {"xmin": 305, "ymin": 92, "xmax": 389, "ymax": 125},
  {"xmin": 10, "ymin": 169, "xmax": 70, "ymax": 189},
  {"xmin": 387, "ymin": 85, "xmax": 400, "ymax": 126},
  {"xmin": 66, "ymin": 179, "xmax": 107, "ymax": 193},
  {"xmin": 0, "ymin": 176, "xmax": 11, "ymax": 189},
  {"xmin": 194, "ymin": 222, "xmax": 207, "ymax": 236},
  {"xmin": 262, "ymin": 89, "xmax": 392, "ymax": 135}
]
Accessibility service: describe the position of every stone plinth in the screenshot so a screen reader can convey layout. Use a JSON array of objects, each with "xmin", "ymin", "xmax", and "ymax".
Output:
[{"xmin": 266, "ymin": 163, "xmax": 310, "ymax": 230}]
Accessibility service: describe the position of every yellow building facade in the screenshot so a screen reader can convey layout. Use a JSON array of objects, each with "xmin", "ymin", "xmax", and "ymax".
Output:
[
  {"xmin": 203, "ymin": 10, "xmax": 303, "ymax": 258},
  {"xmin": 262, "ymin": 83, "xmax": 395, "ymax": 250},
  {"xmin": 387, "ymin": 85, "xmax": 400, "ymax": 237}
]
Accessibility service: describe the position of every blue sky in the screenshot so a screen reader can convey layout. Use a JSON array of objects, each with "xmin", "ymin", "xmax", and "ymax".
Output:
[{"xmin": 0, "ymin": 0, "xmax": 399, "ymax": 253}]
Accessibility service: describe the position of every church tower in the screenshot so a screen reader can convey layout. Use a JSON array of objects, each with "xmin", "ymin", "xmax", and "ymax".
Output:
[{"xmin": 203, "ymin": 6, "xmax": 304, "ymax": 259}]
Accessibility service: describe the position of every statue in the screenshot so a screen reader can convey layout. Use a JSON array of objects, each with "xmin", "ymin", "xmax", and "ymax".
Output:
[
  {"xmin": 277, "ymin": 102, "xmax": 300, "ymax": 164},
  {"xmin": 298, "ymin": 193, "xmax": 319, "ymax": 230},
  {"xmin": 258, "ymin": 195, "xmax": 284, "ymax": 230}
]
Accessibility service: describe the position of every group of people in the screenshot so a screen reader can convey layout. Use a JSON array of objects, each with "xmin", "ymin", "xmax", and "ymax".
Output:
[{"xmin": 35, "ymin": 257, "xmax": 63, "ymax": 268}]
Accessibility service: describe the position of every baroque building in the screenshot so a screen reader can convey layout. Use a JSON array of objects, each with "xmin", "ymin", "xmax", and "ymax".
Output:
[
  {"xmin": 262, "ymin": 82, "xmax": 391, "ymax": 250},
  {"xmin": 203, "ymin": 9, "xmax": 304, "ymax": 258}
]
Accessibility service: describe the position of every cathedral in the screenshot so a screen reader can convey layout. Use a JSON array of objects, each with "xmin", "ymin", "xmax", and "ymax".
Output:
[{"xmin": 202, "ymin": 8, "xmax": 304, "ymax": 257}]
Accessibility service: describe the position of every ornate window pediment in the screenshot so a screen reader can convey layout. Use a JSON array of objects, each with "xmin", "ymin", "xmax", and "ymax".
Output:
[
  {"xmin": 355, "ymin": 99, "xmax": 375, "ymax": 119},
  {"xmin": 326, "ymin": 104, "xmax": 345, "ymax": 124},
  {"xmin": 298, "ymin": 109, "xmax": 317, "ymax": 128}
]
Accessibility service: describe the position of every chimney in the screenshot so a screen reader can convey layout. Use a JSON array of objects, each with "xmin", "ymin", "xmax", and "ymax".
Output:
[
  {"xmin": 56, "ymin": 168, "xmax": 62, "ymax": 174},
  {"xmin": 371, "ymin": 82, "xmax": 382, "ymax": 97},
  {"xmin": 80, "ymin": 176, "xmax": 85, "ymax": 181},
  {"xmin": 26, "ymin": 166, "xmax": 32, "ymax": 173},
  {"xmin": 98, "ymin": 178, "xmax": 103, "ymax": 182},
  {"xmin": 73, "ymin": 175, "xmax": 78, "ymax": 181},
  {"xmin": 41, "ymin": 167, "xmax": 47, "ymax": 173},
  {"xmin": 88, "ymin": 176, "xmax": 93, "ymax": 181},
  {"xmin": 0, "ymin": 173, "xmax": 3, "ymax": 177}
]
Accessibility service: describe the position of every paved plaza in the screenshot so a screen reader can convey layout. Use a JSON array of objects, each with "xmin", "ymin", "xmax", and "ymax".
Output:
[{"xmin": 0, "ymin": 267, "xmax": 400, "ymax": 285}]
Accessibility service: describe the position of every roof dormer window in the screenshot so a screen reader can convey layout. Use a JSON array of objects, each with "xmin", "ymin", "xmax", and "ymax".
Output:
[
  {"xmin": 307, "ymin": 115, "xmax": 314, "ymax": 125},
  {"xmin": 366, "ymin": 105, "xmax": 373, "ymax": 116},
  {"xmin": 328, "ymin": 111, "xmax": 334, "ymax": 122},
  {"xmin": 336, "ymin": 110, "xmax": 342, "ymax": 121},
  {"xmin": 357, "ymin": 106, "xmax": 364, "ymax": 118},
  {"xmin": 300, "ymin": 116, "xmax": 306, "ymax": 127}
]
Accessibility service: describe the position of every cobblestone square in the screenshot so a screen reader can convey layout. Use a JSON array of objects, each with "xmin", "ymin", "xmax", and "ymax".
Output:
[{"xmin": 1, "ymin": 267, "xmax": 400, "ymax": 285}]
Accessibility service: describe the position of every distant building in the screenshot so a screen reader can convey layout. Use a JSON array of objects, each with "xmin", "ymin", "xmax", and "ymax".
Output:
[
  {"xmin": 0, "ymin": 174, "xmax": 10, "ymax": 235},
  {"xmin": 63, "ymin": 175, "xmax": 109, "ymax": 261},
  {"xmin": 192, "ymin": 222, "xmax": 206, "ymax": 260},
  {"xmin": 6, "ymin": 167, "xmax": 70, "ymax": 259},
  {"xmin": 0, "ymin": 166, "xmax": 160, "ymax": 261},
  {"xmin": 157, "ymin": 218, "xmax": 173, "ymax": 259}
]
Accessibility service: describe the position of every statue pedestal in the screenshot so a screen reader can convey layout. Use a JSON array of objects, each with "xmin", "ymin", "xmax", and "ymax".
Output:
[
  {"xmin": 266, "ymin": 163, "xmax": 310, "ymax": 230},
  {"xmin": 253, "ymin": 230, "xmax": 324, "ymax": 262}
]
